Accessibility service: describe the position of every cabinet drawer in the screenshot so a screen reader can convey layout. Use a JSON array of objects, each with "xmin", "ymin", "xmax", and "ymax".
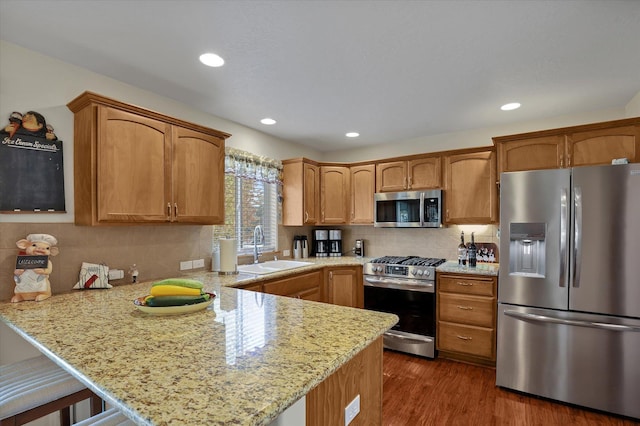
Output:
[
  {"xmin": 438, "ymin": 321, "xmax": 495, "ymax": 360},
  {"xmin": 263, "ymin": 271, "xmax": 322, "ymax": 297},
  {"xmin": 438, "ymin": 275, "xmax": 496, "ymax": 297},
  {"xmin": 439, "ymin": 293, "xmax": 494, "ymax": 327}
]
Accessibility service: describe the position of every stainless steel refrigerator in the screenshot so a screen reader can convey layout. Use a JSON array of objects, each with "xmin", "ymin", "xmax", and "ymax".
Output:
[{"xmin": 497, "ymin": 163, "xmax": 640, "ymax": 420}]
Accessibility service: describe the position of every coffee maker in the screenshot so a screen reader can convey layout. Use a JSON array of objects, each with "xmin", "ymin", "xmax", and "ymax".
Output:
[
  {"xmin": 314, "ymin": 229, "xmax": 329, "ymax": 257},
  {"xmin": 329, "ymin": 229, "xmax": 342, "ymax": 257}
]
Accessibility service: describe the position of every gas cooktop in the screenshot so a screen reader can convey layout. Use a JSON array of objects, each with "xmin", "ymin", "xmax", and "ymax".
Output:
[
  {"xmin": 364, "ymin": 256, "xmax": 446, "ymax": 280},
  {"xmin": 368, "ymin": 256, "xmax": 446, "ymax": 267}
]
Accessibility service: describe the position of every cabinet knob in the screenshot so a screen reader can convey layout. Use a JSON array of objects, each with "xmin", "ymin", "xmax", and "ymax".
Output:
[
  {"xmin": 174, "ymin": 203, "xmax": 178, "ymax": 217},
  {"xmin": 456, "ymin": 335, "xmax": 472, "ymax": 341},
  {"xmin": 167, "ymin": 203, "xmax": 171, "ymax": 220},
  {"xmin": 456, "ymin": 305, "xmax": 473, "ymax": 310},
  {"xmin": 456, "ymin": 281, "xmax": 473, "ymax": 286},
  {"xmin": 304, "ymin": 211, "xmax": 309, "ymax": 222}
]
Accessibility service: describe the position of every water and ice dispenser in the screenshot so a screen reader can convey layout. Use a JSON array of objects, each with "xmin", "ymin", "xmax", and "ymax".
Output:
[{"xmin": 508, "ymin": 223, "xmax": 546, "ymax": 278}]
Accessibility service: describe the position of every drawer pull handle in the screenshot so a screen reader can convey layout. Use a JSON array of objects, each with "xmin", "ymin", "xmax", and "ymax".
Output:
[
  {"xmin": 456, "ymin": 282, "xmax": 473, "ymax": 286},
  {"xmin": 456, "ymin": 305, "xmax": 473, "ymax": 310},
  {"xmin": 456, "ymin": 335, "xmax": 472, "ymax": 341}
]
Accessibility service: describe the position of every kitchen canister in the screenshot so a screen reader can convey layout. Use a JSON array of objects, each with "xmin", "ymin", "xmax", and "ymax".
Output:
[{"xmin": 218, "ymin": 238, "xmax": 238, "ymax": 274}]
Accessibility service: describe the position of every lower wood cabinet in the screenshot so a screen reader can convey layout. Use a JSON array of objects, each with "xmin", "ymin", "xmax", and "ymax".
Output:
[
  {"xmin": 436, "ymin": 272, "xmax": 497, "ymax": 365},
  {"xmin": 236, "ymin": 265, "xmax": 364, "ymax": 308},
  {"xmin": 325, "ymin": 266, "xmax": 364, "ymax": 308},
  {"xmin": 262, "ymin": 270, "xmax": 323, "ymax": 301}
]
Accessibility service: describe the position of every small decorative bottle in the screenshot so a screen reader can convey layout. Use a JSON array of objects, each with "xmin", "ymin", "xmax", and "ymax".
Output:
[
  {"xmin": 468, "ymin": 233, "xmax": 477, "ymax": 268},
  {"xmin": 457, "ymin": 231, "xmax": 467, "ymax": 266}
]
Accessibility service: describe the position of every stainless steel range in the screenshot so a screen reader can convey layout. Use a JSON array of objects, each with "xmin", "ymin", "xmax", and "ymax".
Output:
[{"xmin": 363, "ymin": 256, "xmax": 446, "ymax": 358}]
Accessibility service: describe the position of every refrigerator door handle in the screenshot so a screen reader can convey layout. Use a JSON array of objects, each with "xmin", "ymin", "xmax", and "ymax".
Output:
[
  {"xmin": 559, "ymin": 187, "xmax": 568, "ymax": 287},
  {"xmin": 504, "ymin": 310, "xmax": 640, "ymax": 332},
  {"xmin": 573, "ymin": 187, "xmax": 583, "ymax": 288}
]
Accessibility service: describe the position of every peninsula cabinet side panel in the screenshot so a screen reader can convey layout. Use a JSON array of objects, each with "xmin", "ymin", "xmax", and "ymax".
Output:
[
  {"xmin": 73, "ymin": 106, "xmax": 96, "ymax": 226},
  {"xmin": 306, "ymin": 336, "xmax": 383, "ymax": 426}
]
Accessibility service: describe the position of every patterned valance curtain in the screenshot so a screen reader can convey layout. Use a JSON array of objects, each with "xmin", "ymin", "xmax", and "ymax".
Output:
[{"xmin": 224, "ymin": 147, "xmax": 283, "ymax": 185}]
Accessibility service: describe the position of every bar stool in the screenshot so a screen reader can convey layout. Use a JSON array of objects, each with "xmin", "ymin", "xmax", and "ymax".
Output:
[
  {"xmin": 73, "ymin": 407, "xmax": 136, "ymax": 426},
  {"xmin": 1, "ymin": 355, "xmax": 102, "ymax": 426}
]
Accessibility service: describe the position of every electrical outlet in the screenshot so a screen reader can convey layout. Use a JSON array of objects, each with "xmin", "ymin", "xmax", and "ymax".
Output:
[
  {"xmin": 108, "ymin": 269, "xmax": 124, "ymax": 280},
  {"xmin": 283, "ymin": 249, "xmax": 291, "ymax": 257},
  {"xmin": 180, "ymin": 260, "xmax": 193, "ymax": 271},
  {"xmin": 193, "ymin": 258, "xmax": 205, "ymax": 268},
  {"xmin": 344, "ymin": 394, "xmax": 360, "ymax": 426}
]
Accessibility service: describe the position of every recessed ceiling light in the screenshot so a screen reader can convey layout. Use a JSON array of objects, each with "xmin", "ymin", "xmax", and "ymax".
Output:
[
  {"xmin": 260, "ymin": 118, "xmax": 276, "ymax": 125},
  {"xmin": 501, "ymin": 102, "xmax": 521, "ymax": 111},
  {"xmin": 346, "ymin": 132, "xmax": 360, "ymax": 138},
  {"xmin": 199, "ymin": 53, "xmax": 224, "ymax": 67}
]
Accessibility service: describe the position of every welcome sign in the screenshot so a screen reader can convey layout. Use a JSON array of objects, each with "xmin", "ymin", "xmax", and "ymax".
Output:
[{"xmin": 15, "ymin": 255, "xmax": 49, "ymax": 270}]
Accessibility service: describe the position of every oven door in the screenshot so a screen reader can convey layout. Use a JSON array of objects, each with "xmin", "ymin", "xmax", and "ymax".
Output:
[{"xmin": 364, "ymin": 276, "xmax": 436, "ymax": 357}]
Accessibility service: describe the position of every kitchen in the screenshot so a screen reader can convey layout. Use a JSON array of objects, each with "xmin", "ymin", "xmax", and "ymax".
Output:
[{"xmin": 2, "ymin": 1, "xmax": 640, "ymax": 425}]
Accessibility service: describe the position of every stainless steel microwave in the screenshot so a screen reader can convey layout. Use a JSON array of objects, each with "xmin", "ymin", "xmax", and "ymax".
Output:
[{"xmin": 374, "ymin": 190, "xmax": 443, "ymax": 228}]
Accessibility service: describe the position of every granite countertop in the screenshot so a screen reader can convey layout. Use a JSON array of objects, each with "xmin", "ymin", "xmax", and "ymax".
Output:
[
  {"xmin": 436, "ymin": 260, "xmax": 500, "ymax": 276},
  {"xmin": 0, "ymin": 258, "xmax": 397, "ymax": 426}
]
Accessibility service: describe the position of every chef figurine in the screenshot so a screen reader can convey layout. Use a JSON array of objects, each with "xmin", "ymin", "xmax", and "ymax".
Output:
[{"xmin": 12, "ymin": 234, "xmax": 59, "ymax": 302}]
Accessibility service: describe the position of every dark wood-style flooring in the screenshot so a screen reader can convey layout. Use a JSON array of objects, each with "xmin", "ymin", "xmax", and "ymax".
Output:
[{"xmin": 382, "ymin": 350, "xmax": 638, "ymax": 425}]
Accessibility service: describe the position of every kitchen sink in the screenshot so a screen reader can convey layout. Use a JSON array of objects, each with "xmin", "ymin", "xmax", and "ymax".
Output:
[{"xmin": 237, "ymin": 260, "xmax": 314, "ymax": 275}]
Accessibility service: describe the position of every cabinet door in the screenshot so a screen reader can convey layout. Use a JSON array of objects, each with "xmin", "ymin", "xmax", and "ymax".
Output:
[
  {"xmin": 303, "ymin": 163, "xmax": 320, "ymax": 225},
  {"xmin": 97, "ymin": 106, "xmax": 171, "ymax": 222},
  {"xmin": 172, "ymin": 126, "xmax": 224, "ymax": 224},
  {"xmin": 568, "ymin": 124, "xmax": 640, "ymax": 167},
  {"xmin": 496, "ymin": 135, "xmax": 566, "ymax": 176},
  {"xmin": 350, "ymin": 164, "xmax": 375, "ymax": 224},
  {"xmin": 320, "ymin": 166, "xmax": 350, "ymax": 224},
  {"xmin": 326, "ymin": 267, "xmax": 363, "ymax": 308},
  {"xmin": 444, "ymin": 150, "xmax": 498, "ymax": 224},
  {"xmin": 408, "ymin": 157, "xmax": 441, "ymax": 189},
  {"xmin": 376, "ymin": 161, "xmax": 407, "ymax": 192}
]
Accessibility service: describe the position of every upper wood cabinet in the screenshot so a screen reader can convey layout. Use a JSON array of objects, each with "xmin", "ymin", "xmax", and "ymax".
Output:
[
  {"xmin": 282, "ymin": 158, "xmax": 320, "ymax": 226},
  {"xmin": 494, "ymin": 117, "xmax": 640, "ymax": 179},
  {"xmin": 376, "ymin": 156, "xmax": 441, "ymax": 192},
  {"xmin": 320, "ymin": 166, "xmax": 350, "ymax": 224},
  {"xmin": 568, "ymin": 123, "xmax": 639, "ymax": 167},
  {"xmin": 349, "ymin": 164, "xmax": 375, "ymax": 225},
  {"xmin": 67, "ymin": 91, "xmax": 229, "ymax": 226},
  {"xmin": 443, "ymin": 149, "xmax": 498, "ymax": 224}
]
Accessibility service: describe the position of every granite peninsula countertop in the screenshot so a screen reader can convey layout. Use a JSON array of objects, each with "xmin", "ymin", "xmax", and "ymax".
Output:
[
  {"xmin": 0, "ymin": 257, "xmax": 397, "ymax": 426},
  {"xmin": 436, "ymin": 260, "xmax": 500, "ymax": 276}
]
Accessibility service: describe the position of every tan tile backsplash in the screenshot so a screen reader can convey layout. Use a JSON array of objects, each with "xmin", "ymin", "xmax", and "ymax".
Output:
[
  {"xmin": 1, "ymin": 222, "xmax": 498, "ymax": 302},
  {"xmin": 0, "ymin": 223, "xmax": 215, "ymax": 301}
]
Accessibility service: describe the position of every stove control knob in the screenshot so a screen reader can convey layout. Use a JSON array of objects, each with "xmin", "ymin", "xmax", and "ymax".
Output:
[
  {"xmin": 375, "ymin": 266, "xmax": 383, "ymax": 273},
  {"xmin": 416, "ymin": 269, "xmax": 424, "ymax": 276},
  {"xmin": 424, "ymin": 270, "xmax": 431, "ymax": 277}
]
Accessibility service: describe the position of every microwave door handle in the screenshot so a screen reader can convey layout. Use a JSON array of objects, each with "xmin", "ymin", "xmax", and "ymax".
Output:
[
  {"xmin": 573, "ymin": 187, "xmax": 582, "ymax": 288},
  {"xmin": 559, "ymin": 187, "xmax": 568, "ymax": 287}
]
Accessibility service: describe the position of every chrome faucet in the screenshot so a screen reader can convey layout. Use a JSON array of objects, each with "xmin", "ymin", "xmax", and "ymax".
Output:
[{"xmin": 253, "ymin": 225, "xmax": 264, "ymax": 264}]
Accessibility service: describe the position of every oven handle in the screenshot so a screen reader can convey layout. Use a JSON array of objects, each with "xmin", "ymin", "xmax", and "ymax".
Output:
[
  {"xmin": 384, "ymin": 330, "xmax": 434, "ymax": 343},
  {"xmin": 364, "ymin": 276, "xmax": 434, "ymax": 293}
]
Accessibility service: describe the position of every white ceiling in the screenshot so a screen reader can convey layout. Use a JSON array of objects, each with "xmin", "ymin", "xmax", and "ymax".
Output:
[{"xmin": 1, "ymin": 0, "xmax": 639, "ymax": 152}]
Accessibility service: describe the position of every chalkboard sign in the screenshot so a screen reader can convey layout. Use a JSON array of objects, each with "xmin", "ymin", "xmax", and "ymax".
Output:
[{"xmin": 0, "ymin": 111, "xmax": 65, "ymax": 212}]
